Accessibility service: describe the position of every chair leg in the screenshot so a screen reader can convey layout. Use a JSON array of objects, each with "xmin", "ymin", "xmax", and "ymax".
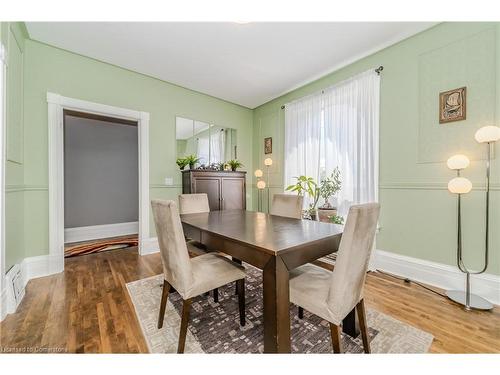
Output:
[
  {"xmin": 177, "ymin": 298, "xmax": 192, "ymax": 354},
  {"xmin": 213, "ymin": 288, "xmax": 219, "ymax": 303},
  {"xmin": 329, "ymin": 323, "xmax": 343, "ymax": 354},
  {"xmin": 298, "ymin": 306, "xmax": 304, "ymax": 319},
  {"xmin": 157, "ymin": 280, "xmax": 171, "ymax": 329},
  {"xmin": 356, "ymin": 299, "xmax": 371, "ymax": 354},
  {"xmin": 236, "ymin": 278, "xmax": 246, "ymax": 326}
]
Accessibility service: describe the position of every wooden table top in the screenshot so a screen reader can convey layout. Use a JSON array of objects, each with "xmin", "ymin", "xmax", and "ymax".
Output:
[{"xmin": 180, "ymin": 209, "xmax": 343, "ymax": 255}]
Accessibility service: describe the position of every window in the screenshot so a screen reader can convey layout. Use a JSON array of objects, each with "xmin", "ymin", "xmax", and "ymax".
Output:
[{"xmin": 284, "ymin": 69, "xmax": 380, "ymax": 217}]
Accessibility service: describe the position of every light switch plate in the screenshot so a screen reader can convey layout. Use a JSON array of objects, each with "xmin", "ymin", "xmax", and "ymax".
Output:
[{"xmin": 164, "ymin": 177, "xmax": 173, "ymax": 186}]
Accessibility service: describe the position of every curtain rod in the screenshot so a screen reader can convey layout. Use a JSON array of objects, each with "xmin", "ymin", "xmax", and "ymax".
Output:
[{"xmin": 280, "ymin": 66, "xmax": 384, "ymax": 109}]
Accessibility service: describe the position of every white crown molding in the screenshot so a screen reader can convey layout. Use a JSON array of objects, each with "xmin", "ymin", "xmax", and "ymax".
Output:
[
  {"xmin": 64, "ymin": 221, "xmax": 139, "ymax": 244},
  {"xmin": 372, "ymin": 249, "xmax": 500, "ymax": 305}
]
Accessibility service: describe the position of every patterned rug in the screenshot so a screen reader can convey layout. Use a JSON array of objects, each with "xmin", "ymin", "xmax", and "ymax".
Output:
[
  {"xmin": 126, "ymin": 266, "xmax": 433, "ymax": 353},
  {"xmin": 65, "ymin": 235, "xmax": 138, "ymax": 257}
]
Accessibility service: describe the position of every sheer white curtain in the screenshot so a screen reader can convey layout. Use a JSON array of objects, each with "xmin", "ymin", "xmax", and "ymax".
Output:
[
  {"xmin": 284, "ymin": 69, "xmax": 379, "ymax": 216},
  {"xmin": 196, "ymin": 135, "xmax": 210, "ymax": 165},
  {"xmin": 210, "ymin": 128, "xmax": 225, "ymax": 164},
  {"xmin": 323, "ymin": 70, "xmax": 380, "ymax": 217},
  {"xmin": 284, "ymin": 92, "xmax": 322, "ymax": 208}
]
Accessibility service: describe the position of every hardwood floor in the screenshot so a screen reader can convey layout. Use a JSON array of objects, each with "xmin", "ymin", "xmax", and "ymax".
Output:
[{"xmin": 0, "ymin": 247, "xmax": 499, "ymax": 353}]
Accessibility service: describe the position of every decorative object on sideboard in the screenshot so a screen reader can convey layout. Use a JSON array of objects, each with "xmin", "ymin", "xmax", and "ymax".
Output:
[
  {"xmin": 226, "ymin": 159, "xmax": 244, "ymax": 172},
  {"xmin": 184, "ymin": 154, "xmax": 201, "ymax": 170},
  {"xmin": 176, "ymin": 157, "xmax": 188, "ymax": 171},
  {"xmin": 439, "ymin": 87, "xmax": 466, "ymax": 124},
  {"xmin": 445, "ymin": 125, "xmax": 500, "ymax": 311},
  {"xmin": 264, "ymin": 137, "xmax": 272, "ymax": 154},
  {"xmin": 317, "ymin": 167, "xmax": 342, "ymax": 223}
]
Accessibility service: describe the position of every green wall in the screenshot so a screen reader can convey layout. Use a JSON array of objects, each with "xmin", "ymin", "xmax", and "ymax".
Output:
[
  {"xmin": 8, "ymin": 36, "xmax": 253, "ymax": 264},
  {"xmin": 3, "ymin": 22, "xmax": 499, "ymax": 277},
  {"xmin": 253, "ymin": 22, "xmax": 500, "ymax": 275},
  {"xmin": 3, "ymin": 22, "xmax": 27, "ymax": 271}
]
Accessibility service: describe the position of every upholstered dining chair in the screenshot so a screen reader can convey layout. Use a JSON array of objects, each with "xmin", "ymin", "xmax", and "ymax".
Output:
[
  {"xmin": 270, "ymin": 194, "xmax": 304, "ymax": 219},
  {"xmin": 178, "ymin": 193, "xmax": 210, "ymax": 215},
  {"xmin": 178, "ymin": 193, "xmax": 224, "ymax": 301},
  {"xmin": 289, "ymin": 203, "xmax": 380, "ymax": 354},
  {"xmin": 151, "ymin": 199, "xmax": 247, "ymax": 353},
  {"xmin": 178, "ymin": 193, "xmax": 210, "ymax": 255}
]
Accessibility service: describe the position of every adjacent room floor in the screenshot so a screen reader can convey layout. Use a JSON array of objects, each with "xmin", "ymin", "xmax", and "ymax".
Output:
[
  {"xmin": 64, "ymin": 235, "xmax": 139, "ymax": 258},
  {"xmin": 0, "ymin": 248, "xmax": 498, "ymax": 353}
]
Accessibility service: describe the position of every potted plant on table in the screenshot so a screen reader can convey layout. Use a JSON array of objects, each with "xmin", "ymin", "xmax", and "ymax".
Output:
[
  {"xmin": 317, "ymin": 167, "xmax": 342, "ymax": 223},
  {"xmin": 226, "ymin": 159, "xmax": 243, "ymax": 171},
  {"xmin": 285, "ymin": 175, "xmax": 320, "ymax": 220},
  {"xmin": 184, "ymin": 154, "xmax": 201, "ymax": 170}
]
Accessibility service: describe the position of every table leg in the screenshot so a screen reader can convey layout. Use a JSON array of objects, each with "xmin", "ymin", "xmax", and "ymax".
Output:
[
  {"xmin": 342, "ymin": 307, "xmax": 360, "ymax": 338},
  {"xmin": 263, "ymin": 256, "xmax": 291, "ymax": 353},
  {"xmin": 232, "ymin": 257, "xmax": 242, "ymax": 295}
]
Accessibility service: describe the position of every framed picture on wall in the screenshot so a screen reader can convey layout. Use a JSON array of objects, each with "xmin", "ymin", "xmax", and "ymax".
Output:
[
  {"xmin": 264, "ymin": 137, "xmax": 272, "ymax": 154},
  {"xmin": 439, "ymin": 87, "xmax": 466, "ymax": 124}
]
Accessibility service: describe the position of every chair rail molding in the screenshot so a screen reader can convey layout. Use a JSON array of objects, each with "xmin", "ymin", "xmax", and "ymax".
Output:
[{"xmin": 47, "ymin": 92, "xmax": 151, "ymax": 279}]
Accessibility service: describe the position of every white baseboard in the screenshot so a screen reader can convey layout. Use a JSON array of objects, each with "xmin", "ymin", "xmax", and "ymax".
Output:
[
  {"xmin": 140, "ymin": 237, "xmax": 159, "ymax": 255},
  {"xmin": 372, "ymin": 249, "xmax": 500, "ymax": 306},
  {"xmin": 64, "ymin": 221, "xmax": 138, "ymax": 243},
  {"xmin": 1, "ymin": 254, "xmax": 63, "ymax": 321}
]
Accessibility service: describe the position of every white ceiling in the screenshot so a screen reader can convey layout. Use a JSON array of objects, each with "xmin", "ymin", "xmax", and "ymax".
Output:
[{"xmin": 26, "ymin": 22, "xmax": 436, "ymax": 109}]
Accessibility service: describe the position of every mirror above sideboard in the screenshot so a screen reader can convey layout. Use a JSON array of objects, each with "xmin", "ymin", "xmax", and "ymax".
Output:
[{"xmin": 175, "ymin": 116, "xmax": 237, "ymax": 167}]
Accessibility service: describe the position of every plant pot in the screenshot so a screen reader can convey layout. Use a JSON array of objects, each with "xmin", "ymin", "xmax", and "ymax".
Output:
[
  {"xmin": 231, "ymin": 167, "xmax": 237, "ymax": 171},
  {"xmin": 308, "ymin": 209, "xmax": 317, "ymax": 221},
  {"xmin": 317, "ymin": 207, "xmax": 337, "ymax": 223}
]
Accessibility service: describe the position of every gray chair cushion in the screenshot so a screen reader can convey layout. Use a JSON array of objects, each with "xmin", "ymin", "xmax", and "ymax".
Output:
[
  {"xmin": 188, "ymin": 253, "xmax": 246, "ymax": 298},
  {"xmin": 289, "ymin": 263, "xmax": 335, "ymax": 322}
]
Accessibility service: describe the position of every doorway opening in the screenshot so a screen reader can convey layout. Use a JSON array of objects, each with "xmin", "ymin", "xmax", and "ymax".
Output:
[{"xmin": 63, "ymin": 110, "xmax": 139, "ymax": 257}]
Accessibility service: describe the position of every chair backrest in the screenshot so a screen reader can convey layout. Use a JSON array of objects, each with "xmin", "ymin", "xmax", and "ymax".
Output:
[
  {"xmin": 270, "ymin": 194, "xmax": 303, "ymax": 219},
  {"xmin": 326, "ymin": 203, "xmax": 380, "ymax": 322},
  {"xmin": 151, "ymin": 200, "xmax": 194, "ymax": 297},
  {"xmin": 178, "ymin": 193, "xmax": 210, "ymax": 215}
]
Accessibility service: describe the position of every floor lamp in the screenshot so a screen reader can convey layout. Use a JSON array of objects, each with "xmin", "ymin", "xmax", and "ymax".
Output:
[
  {"xmin": 255, "ymin": 169, "xmax": 265, "ymax": 212},
  {"xmin": 264, "ymin": 158, "xmax": 273, "ymax": 213},
  {"xmin": 445, "ymin": 125, "xmax": 499, "ymax": 311},
  {"xmin": 257, "ymin": 180, "xmax": 266, "ymax": 212}
]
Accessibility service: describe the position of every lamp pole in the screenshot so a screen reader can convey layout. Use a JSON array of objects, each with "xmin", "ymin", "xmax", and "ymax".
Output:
[{"xmin": 445, "ymin": 125, "xmax": 500, "ymax": 311}]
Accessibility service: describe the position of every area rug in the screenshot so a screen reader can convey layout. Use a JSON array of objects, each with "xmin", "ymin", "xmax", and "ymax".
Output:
[
  {"xmin": 126, "ymin": 266, "xmax": 433, "ymax": 354},
  {"xmin": 65, "ymin": 235, "xmax": 138, "ymax": 257}
]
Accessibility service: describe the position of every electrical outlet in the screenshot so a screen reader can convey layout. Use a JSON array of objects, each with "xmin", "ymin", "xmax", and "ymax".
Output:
[{"xmin": 164, "ymin": 177, "xmax": 173, "ymax": 186}]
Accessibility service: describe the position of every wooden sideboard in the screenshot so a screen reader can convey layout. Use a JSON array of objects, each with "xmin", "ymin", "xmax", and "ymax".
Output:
[{"xmin": 181, "ymin": 170, "xmax": 246, "ymax": 211}]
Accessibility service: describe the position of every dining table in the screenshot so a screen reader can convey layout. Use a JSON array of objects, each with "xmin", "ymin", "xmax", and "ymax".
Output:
[{"xmin": 180, "ymin": 209, "xmax": 357, "ymax": 353}]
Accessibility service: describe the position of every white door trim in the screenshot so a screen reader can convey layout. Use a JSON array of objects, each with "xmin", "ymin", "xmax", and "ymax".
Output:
[
  {"xmin": 0, "ymin": 43, "xmax": 7, "ymax": 320},
  {"xmin": 47, "ymin": 92, "xmax": 150, "ymax": 274}
]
